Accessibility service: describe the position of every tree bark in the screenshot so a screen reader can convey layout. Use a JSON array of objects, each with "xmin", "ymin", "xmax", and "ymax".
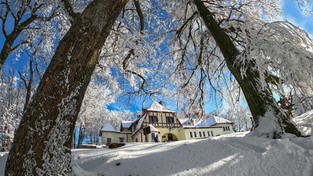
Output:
[
  {"xmin": 5, "ymin": 0, "xmax": 127, "ymax": 175},
  {"xmin": 193, "ymin": 0, "xmax": 301, "ymax": 138}
]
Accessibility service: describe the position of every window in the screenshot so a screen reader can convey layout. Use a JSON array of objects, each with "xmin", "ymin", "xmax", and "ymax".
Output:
[
  {"xmin": 194, "ymin": 132, "xmax": 197, "ymax": 138},
  {"xmin": 211, "ymin": 131, "xmax": 214, "ymax": 136},
  {"xmin": 190, "ymin": 132, "xmax": 193, "ymax": 138},
  {"xmin": 203, "ymin": 131, "xmax": 206, "ymax": 137},
  {"xmin": 223, "ymin": 126, "xmax": 230, "ymax": 131},
  {"xmin": 166, "ymin": 117, "xmax": 174, "ymax": 124},
  {"xmin": 107, "ymin": 138, "xmax": 111, "ymax": 143},
  {"xmin": 136, "ymin": 138, "xmax": 138, "ymax": 142},
  {"xmin": 119, "ymin": 138, "xmax": 124, "ymax": 142},
  {"xmin": 149, "ymin": 116, "xmax": 158, "ymax": 123},
  {"xmin": 199, "ymin": 131, "xmax": 202, "ymax": 137},
  {"xmin": 207, "ymin": 131, "xmax": 210, "ymax": 136}
]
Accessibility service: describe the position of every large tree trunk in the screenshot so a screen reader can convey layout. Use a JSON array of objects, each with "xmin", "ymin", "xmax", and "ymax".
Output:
[
  {"xmin": 5, "ymin": 0, "xmax": 127, "ymax": 175},
  {"xmin": 193, "ymin": 0, "xmax": 301, "ymax": 138}
]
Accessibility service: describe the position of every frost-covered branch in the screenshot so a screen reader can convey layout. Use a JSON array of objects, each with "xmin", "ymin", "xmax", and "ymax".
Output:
[{"xmin": 0, "ymin": 0, "xmax": 60, "ymax": 69}]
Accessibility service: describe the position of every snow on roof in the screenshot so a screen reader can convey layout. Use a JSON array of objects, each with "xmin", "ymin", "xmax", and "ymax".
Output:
[
  {"xmin": 134, "ymin": 114, "xmax": 146, "ymax": 133},
  {"xmin": 121, "ymin": 121, "xmax": 133, "ymax": 129},
  {"xmin": 148, "ymin": 124, "xmax": 159, "ymax": 132},
  {"xmin": 198, "ymin": 115, "xmax": 232, "ymax": 127},
  {"xmin": 178, "ymin": 118, "xmax": 189, "ymax": 125},
  {"xmin": 147, "ymin": 101, "xmax": 174, "ymax": 112},
  {"xmin": 213, "ymin": 116, "xmax": 232, "ymax": 124},
  {"xmin": 180, "ymin": 115, "xmax": 232, "ymax": 128},
  {"xmin": 101, "ymin": 123, "xmax": 117, "ymax": 132}
]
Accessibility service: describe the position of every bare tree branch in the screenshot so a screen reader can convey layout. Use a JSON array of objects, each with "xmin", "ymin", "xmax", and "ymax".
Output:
[{"xmin": 134, "ymin": 0, "xmax": 144, "ymax": 33}]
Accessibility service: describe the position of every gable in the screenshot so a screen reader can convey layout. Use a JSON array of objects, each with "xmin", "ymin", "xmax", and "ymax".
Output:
[
  {"xmin": 121, "ymin": 121, "xmax": 133, "ymax": 129},
  {"xmin": 147, "ymin": 101, "xmax": 174, "ymax": 113}
]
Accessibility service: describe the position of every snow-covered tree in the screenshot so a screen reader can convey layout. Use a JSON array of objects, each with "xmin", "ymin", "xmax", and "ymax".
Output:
[
  {"xmin": 163, "ymin": 0, "xmax": 313, "ymax": 138},
  {"xmin": 221, "ymin": 83, "xmax": 252, "ymax": 132},
  {"xmin": 0, "ymin": 69, "xmax": 24, "ymax": 151},
  {"xmin": 5, "ymin": 1, "xmax": 127, "ymax": 175},
  {"xmin": 0, "ymin": 0, "xmax": 67, "ymax": 69},
  {"xmin": 76, "ymin": 76, "xmax": 115, "ymax": 146}
]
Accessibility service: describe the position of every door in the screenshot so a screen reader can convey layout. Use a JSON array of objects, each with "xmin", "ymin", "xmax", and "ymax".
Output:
[{"xmin": 168, "ymin": 133, "xmax": 173, "ymax": 141}]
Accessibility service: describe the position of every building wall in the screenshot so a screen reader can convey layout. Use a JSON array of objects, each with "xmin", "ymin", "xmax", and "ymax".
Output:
[
  {"xmin": 130, "ymin": 128, "xmax": 183, "ymax": 142},
  {"xmin": 131, "ymin": 130, "xmax": 143, "ymax": 142},
  {"xmin": 157, "ymin": 128, "xmax": 181, "ymax": 142},
  {"xmin": 181, "ymin": 127, "xmax": 224, "ymax": 140},
  {"xmin": 129, "ymin": 111, "xmax": 183, "ymax": 142},
  {"xmin": 101, "ymin": 111, "xmax": 234, "ymax": 144},
  {"xmin": 122, "ymin": 128, "xmax": 132, "ymax": 133},
  {"xmin": 101, "ymin": 124, "xmax": 233, "ymax": 144},
  {"xmin": 101, "ymin": 132, "xmax": 129, "ymax": 144},
  {"xmin": 120, "ymin": 127, "xmax": 133, "ymax": 141},
  {"xmin": 142, "ymin": 111, "xmax": 180, "ymax": 129},
  {"xmin": 213, "ymin": 123, "xmax": 234, "ymax": 134},
  {"xmin": 124, "ymin": 133, "xmax": 132, "ymax": 142}
]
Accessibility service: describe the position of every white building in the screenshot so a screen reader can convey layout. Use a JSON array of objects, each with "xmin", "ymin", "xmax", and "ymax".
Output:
[{"xmin": 100, "ymin": 101, "xmax": 234, "ymax": 144}]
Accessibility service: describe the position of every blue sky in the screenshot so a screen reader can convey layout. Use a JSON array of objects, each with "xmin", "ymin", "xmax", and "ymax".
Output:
[{"xmin": 282, "ymin": 0, "xmax": 313, "ymax": 36}]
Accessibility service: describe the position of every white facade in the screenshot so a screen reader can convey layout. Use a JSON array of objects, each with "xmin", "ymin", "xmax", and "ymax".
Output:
[{"xmin": 100, "ymin": 102, "xmax": 234, "ymax": 144}]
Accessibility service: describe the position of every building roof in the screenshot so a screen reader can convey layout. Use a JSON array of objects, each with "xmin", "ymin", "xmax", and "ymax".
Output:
[
  {"xmin": 178, "ymin": 118, "xmax": 190, "ymax": 126},
  {"xmin": 179, "ymin": 115, "xmax": 232, "ymax": 128},
  {"xmin": 147, "ymin": 101, "xmax": 174, "ymax": 113},
  {"xmin": 101, "ymin": 123, "xmax": 117, "ymax": 132},
  {"xmin": 212, "ymin": 115, "xmax": 232, "ymax": 124},
  {"xmin": 121, "ymin": 121, "xmax": 133, "ymax": 129},
  {"xmin": 148, "ymin": 124, "xmax": 159, "ymax": 132},
  {"xmin": 134, "ymin": 113, "xmax": 146, "ymax": 134}
]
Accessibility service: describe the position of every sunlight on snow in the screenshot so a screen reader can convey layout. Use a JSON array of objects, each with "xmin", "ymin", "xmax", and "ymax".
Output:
[
  {"xmin": 169, "ymin": 154, "xmax": 240, "ymax": 176},
  {"xmin": 106, "ymin": 140, "xmax": 199, "ymax": 163}
]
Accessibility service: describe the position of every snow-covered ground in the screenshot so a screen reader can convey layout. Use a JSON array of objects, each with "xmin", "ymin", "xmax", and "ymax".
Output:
[{"xmin": 0, "ymin": 111, "xmax": 313, "ymax": 176}]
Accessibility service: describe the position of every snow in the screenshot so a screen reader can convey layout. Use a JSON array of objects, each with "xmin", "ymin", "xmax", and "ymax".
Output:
[
  {"xmin": 69, "ymin": 132, "xmax": 313, "ymax": 176},
  {"xmin": 251, "ymin": 111, "xmax": 277, "ymax": 138},
  {"xmin": 180, "ymin": 115, "xmax": 233, "ymax": 127},
  {"xmin": 1, "ymin": 111, "xmax": 313, "ymax": 176},
  {"xmin": 147, "ymin": 101, "xmax": 174, "ymax": 112},
  {"xmin": 134, "ymin": 114, "xmax": 146, "ymax": 133},
  {"xmin": 293, "ymin": 110, "xmax": 313, "ymax": 136},
  {"xmin": 121, "ymin": 121, "xmax": 133, "ymax": 129},
  {"xmin": 100, "ymin": 123, "xmax": 117, "ymax": 132},
  {"xmin": 148, "ymin": 124, "xmax": 159, "ymax": 132},
  {"xmin": 197, "ymin": 115, "xmax": 233, "ymax": 127}
]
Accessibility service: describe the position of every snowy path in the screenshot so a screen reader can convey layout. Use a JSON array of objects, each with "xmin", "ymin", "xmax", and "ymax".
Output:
[{"xmin": 71, "ymin": 133, "xmax": 313, "ymax": 176}]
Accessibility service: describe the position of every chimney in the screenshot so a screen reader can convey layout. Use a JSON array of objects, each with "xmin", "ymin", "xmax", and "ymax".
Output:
[{"xmin": 159, "ymin": 101, "xmax": 163, "ymax": 105}]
